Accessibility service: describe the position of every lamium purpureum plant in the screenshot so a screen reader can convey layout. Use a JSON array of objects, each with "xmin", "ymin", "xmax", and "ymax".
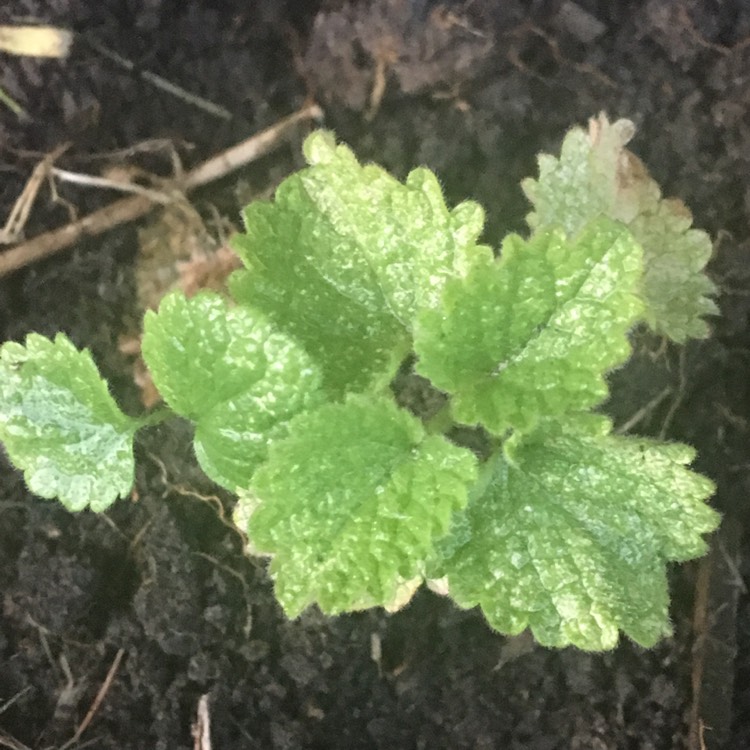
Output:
[{"xmin": 0, "ymin": 114, "xmax": 720, "ymax": 651}]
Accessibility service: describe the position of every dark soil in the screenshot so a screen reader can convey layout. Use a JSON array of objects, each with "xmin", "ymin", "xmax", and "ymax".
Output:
[{"xmin": 1, "ymin": 1, "xmax": 750, "ymax": 748}]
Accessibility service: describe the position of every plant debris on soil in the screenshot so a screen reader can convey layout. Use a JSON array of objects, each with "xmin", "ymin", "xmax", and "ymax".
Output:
[{"xmin": 2, "ymin": 1, "xmax": 750, "ymax": 748}]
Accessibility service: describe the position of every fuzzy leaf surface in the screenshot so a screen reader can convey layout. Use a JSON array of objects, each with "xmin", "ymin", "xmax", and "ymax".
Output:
[
  {"xmin": 244, "ymin": 394, "xmax": 478, "ymax": 617},
  {"xmin": 142, "ymin": 291, "xmax": 323, "ymax": 492},
  {"xmin": 0, "ymin": 334, "xmax": 139, "ymax": 511},
  {"xmin": 230, "ymin": 129, "xmax": 491, "ymax": 393},
  {"xmin": 437, "ymin": 415, "xmax": 719, "ymax": 650},
  {"xmin": 415, "ymin": 218, "xmax": 644, "ymax": 434},
  {"xmin": 522, "ymin": 113, "xmax": 717, "ymax": 340}
]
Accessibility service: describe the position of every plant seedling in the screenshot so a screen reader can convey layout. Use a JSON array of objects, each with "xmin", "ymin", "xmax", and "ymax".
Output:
[{"xmin": 0, "ymin": 115, "xmax": 720, "ymax": 650}]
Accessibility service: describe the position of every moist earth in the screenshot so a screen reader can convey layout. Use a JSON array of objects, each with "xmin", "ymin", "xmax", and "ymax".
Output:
[{"xmin": 1, "ymin": 1, "xmax": 750, "ymax": 748}]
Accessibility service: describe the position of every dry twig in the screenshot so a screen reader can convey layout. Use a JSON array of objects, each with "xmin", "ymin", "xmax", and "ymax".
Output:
[
  {"xmin": 191, "ymin": 695, "xmax": 212, "ymax": 750},
  {"xmin": 687, "ymin": 518, "xmax": 742, "ymax": 750},
  {"xmin": 0, "ymin": 687, "xmax": 32, "ymax": 718},
  {"xmin": 0, "ymin": 25, "xmax": 72, "ymax": 58},
  {"xmin": 0, "ymin": 731, "xmax": 31, "ymax": 750},
  {"xmin": 0, "ymin": 103, "xmax": 323, "ymax": 277},
  {"xmin": 59, "ymin": 648, "xmax": 125, "ymax": 750},
  {"xmin": 0, "ymin": 143, "xmax": 70, "ymax": 245},
  {"xmin": 83, "ymin": 34, "xmax": 232, "ymax": 120},
  {"xmin": 51, "ymin": 167, "xmax": 174, "ymax": 204}
]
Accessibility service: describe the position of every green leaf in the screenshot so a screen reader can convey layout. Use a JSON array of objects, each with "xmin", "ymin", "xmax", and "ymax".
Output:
[
  {"xmin": 0, "ymin": 334, "xmax": 139, "ymax": 511},
  {"xmin": 243, "ymin": 393, "xmax": 478, "ymax": 617},
  {"xmin": 141, "ymin": 291, "xmax": 324, "ymax": 492},
  {"xmin": 522, "ymin": 113, "xmax": 718, "ymax": 341},
  {"xmin": 415, "ymin": 218, "xmax": 644, "ymax": 434},
  {"xmin": 230, "ymin": 129, "xmax": 491, "ymax": 394},
  {"xmin": 438, "ymin": 415, "xmax": 719, "ymax": 650}
]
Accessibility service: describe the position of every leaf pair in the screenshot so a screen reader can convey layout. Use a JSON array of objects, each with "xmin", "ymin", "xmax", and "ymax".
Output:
[
  {"xmin": 230, "ymin": 130, "xmax": 491, "ymax": 394},
  {"xmin": 0, "ymin": 293, "xmax": 322, "ymax": 508},
  {"xmin": 407, "ymin": 212, "xmax": 717, "ymax": 649}
]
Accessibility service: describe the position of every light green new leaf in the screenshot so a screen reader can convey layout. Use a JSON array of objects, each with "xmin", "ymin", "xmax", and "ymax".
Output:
[
  {"xmin": 243, "ymin": 394, "xmax": 478, "ymax": 617},
  {"xmin": 230, "ymin": 129, "xmax": 491, "ymax": 394},
  {"xmin": 0, "ymin": 334, "xmax": 139, "ymax": 511},
  {"xmin": 438, "ymin": 415, "xmax": 719, "ymax": 650},
  {"xmin": 415, "ymin": 218, "xmax": 644, "ymax": 434},
  {"xmin": 522, "ymin": 113, "xmax": 718, "ymax": 341},
  {"xmin": 141, "ymin": 291, "xmax": 323, "ymax": 492}
]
